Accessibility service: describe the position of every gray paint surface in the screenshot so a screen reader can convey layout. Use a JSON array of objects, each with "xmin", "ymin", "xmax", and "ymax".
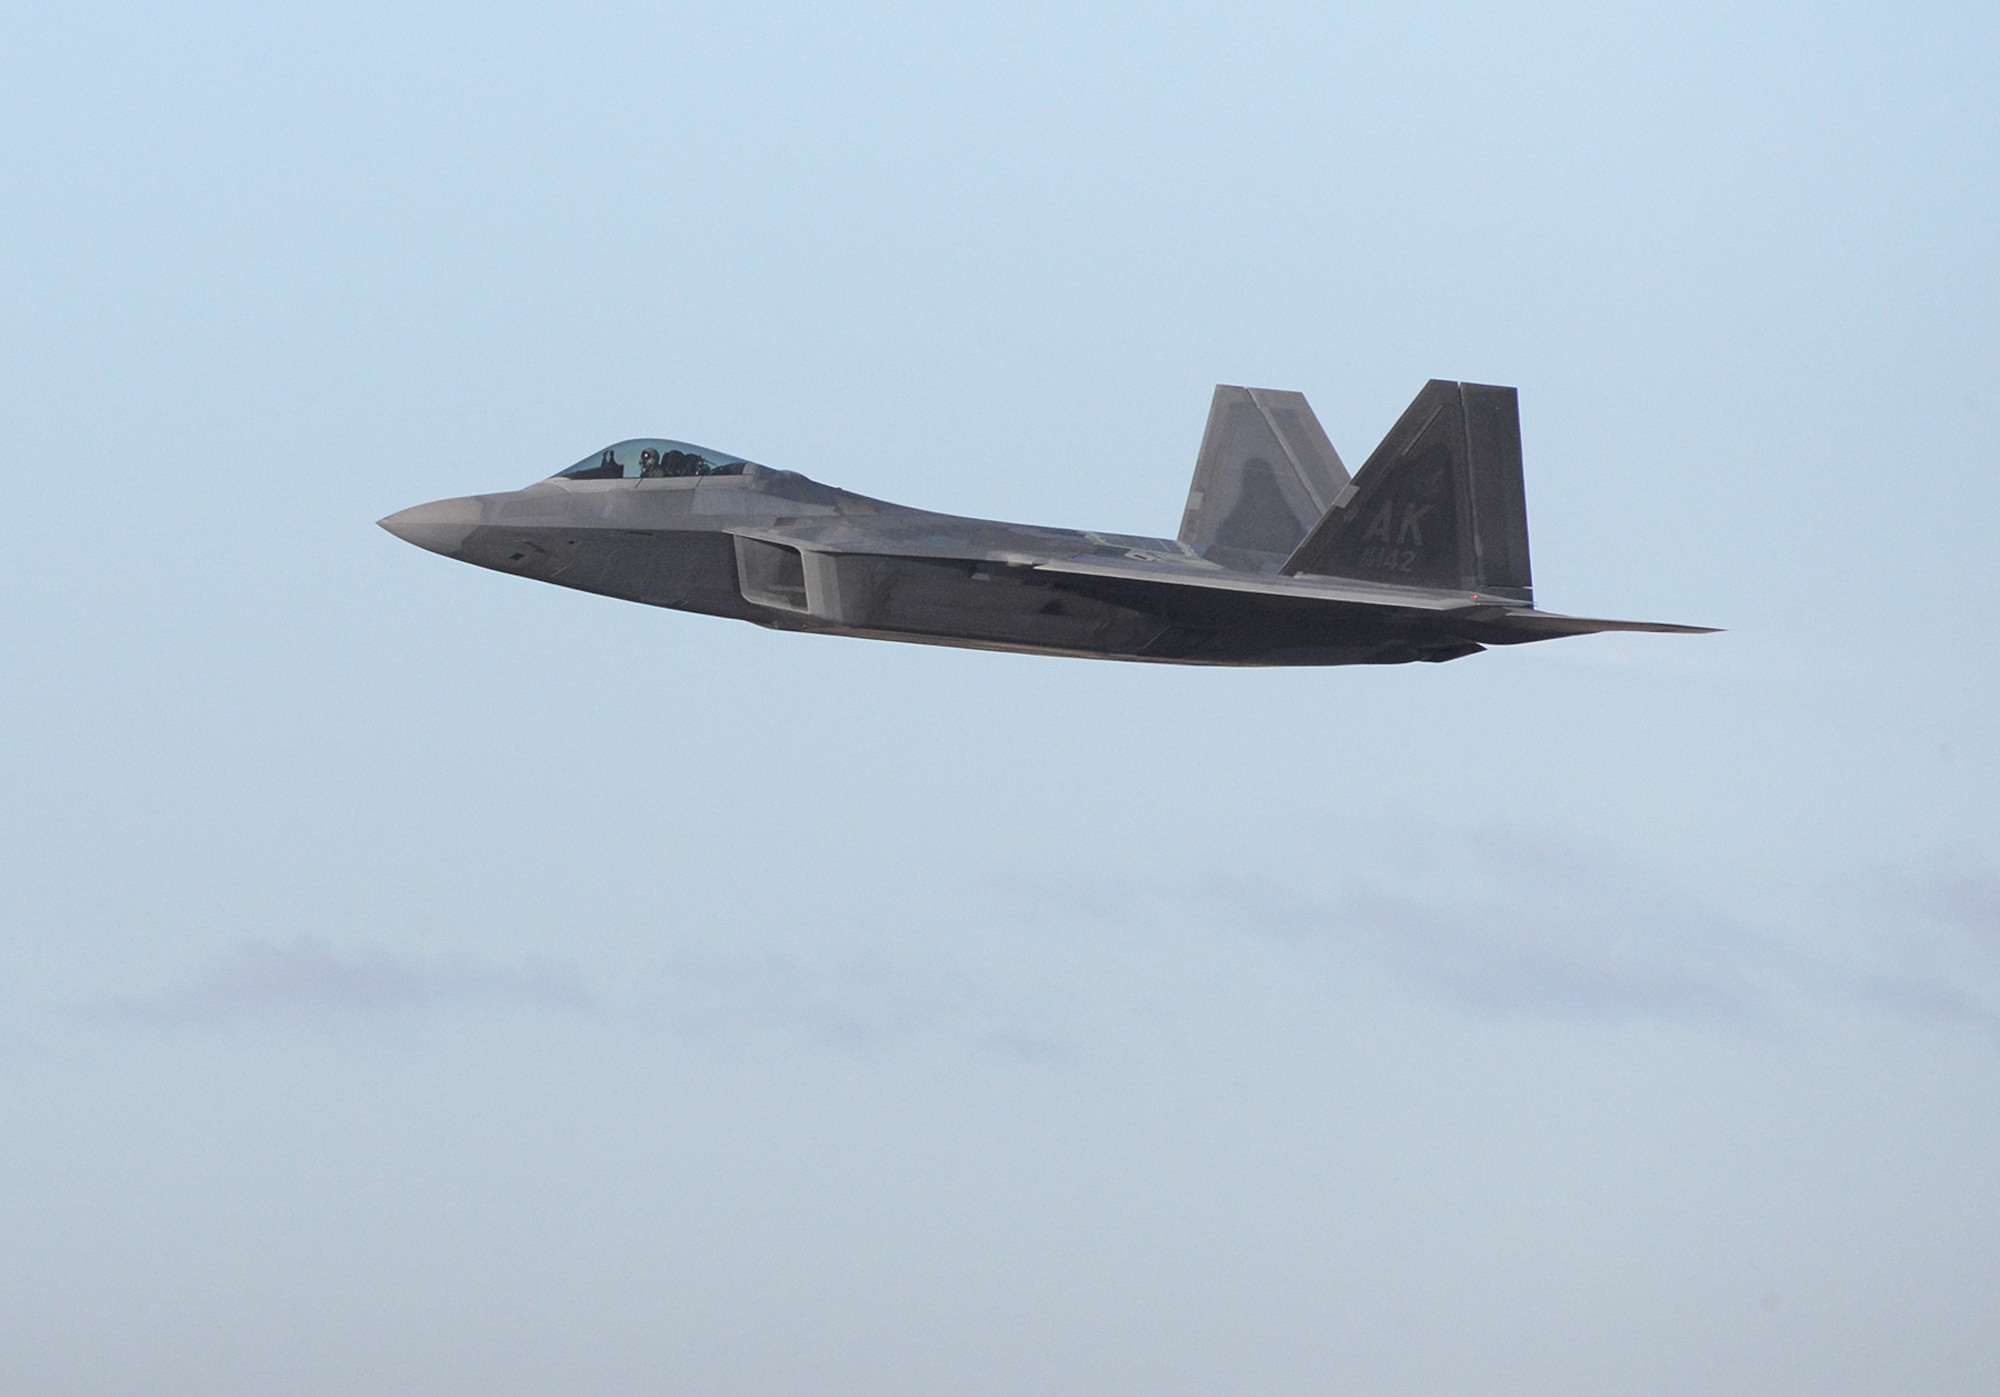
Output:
[{"xmin": 383, "ymin": 381, "xmax": 1710, "ymax": 666}]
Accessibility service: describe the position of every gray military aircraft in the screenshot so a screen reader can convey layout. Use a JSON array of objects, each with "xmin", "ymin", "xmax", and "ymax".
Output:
[{"xmin": 380, "ymin": 381, "xmax": 1711, "ymax": 666}]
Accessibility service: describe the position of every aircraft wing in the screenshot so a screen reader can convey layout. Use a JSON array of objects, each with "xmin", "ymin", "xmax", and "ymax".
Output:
[
  {"xmin": 722, "ymin": 523, "xmax": 1716, "ymax": 639},
  {"xmin": 1033, "ymin": 554, "xmax": 1717, "ymax": 636},
  {"xmin": 1032, "ymin": 554, "xmax": 1481, "ymax": 611},
  {"xmin": 1455, "ymin": 610, "xmax": 1719, "ymax": 636}
]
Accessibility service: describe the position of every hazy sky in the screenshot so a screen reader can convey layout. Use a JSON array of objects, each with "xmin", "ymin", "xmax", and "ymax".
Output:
[{"xmin": 4, "ymin": 2, "xmax": 1998, "ymax": 1393}]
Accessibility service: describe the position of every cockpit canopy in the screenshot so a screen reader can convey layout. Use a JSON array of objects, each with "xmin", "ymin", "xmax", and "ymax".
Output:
[{"xmin": 554, "ymin": 438, "xmax": 751, "ymax": 481}]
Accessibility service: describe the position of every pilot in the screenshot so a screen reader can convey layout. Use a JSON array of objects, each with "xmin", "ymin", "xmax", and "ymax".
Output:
[{"xmin": 639, "ymin": 447, "xmax": 663, "ymax": 477}]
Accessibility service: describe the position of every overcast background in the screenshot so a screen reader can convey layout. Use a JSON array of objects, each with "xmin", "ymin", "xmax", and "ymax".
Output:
[{"xmin": 4, "ymin": 2, "xmax": 1998, "ymax": 1393}]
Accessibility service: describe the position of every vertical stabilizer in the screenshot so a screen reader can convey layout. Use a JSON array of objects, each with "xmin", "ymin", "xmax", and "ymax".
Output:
[
  {"xmin": 1280, "ymin": 380, "xmax": 1532, "ymax": 602},
  {"xmin": 1179, "ymin": 387, "xmax": 1353, "ymax": 558}
]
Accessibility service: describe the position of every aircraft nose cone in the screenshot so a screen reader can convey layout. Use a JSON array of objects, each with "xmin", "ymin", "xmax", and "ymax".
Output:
[{"xmin": 378, "ymin": 496, "xmax": 482, "ymax": 556}]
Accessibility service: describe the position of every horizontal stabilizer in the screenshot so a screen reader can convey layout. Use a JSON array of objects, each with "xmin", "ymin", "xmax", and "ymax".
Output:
[{"xmin": 1475, "ymin": 612, "xmax": 1720, "ymax": 638}]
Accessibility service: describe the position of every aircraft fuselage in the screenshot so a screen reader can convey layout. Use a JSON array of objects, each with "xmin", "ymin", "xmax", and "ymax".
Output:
[{"xmin": 381, "ymin": 384, "xmax": 1711, "ymax": 666}]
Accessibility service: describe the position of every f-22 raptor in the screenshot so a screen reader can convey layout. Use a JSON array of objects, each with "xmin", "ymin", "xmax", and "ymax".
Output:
[{"xmin": 381, "ymin": 381, "xmax": 1711, "ymax": 666}]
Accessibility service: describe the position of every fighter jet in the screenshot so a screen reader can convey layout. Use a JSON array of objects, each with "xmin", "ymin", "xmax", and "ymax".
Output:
[{"xmin": 380, "ymin": 381, "xmax": 1711, "ymax": 666}]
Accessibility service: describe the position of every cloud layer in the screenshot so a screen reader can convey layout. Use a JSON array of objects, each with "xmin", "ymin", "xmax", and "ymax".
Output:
[
  {"xmin": 1174, "ymin": 835, "xmax": 1786, "ymax": 1023},
  {"xmin": 1000, "ymin": 834, "xmax": 2000, "ymax": 1039},
  {"xmin": 83, "ymin": 939, "xmax": 591, "ymax": 1028},
  {"xmin": 72, "ymin": 862, "xmax": 2000, "ymax": 1055},
  {"xmin": 74, "ymin": 938, "xmax": 1076, "ymax": 1061},
  {"xmin": 1860, "ymin": 874, "xmax": 2000, "ymax": 1034}
]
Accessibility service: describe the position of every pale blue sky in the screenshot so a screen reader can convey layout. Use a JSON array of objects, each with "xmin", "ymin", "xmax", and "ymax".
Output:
[{"xmin": 4, "ymin": 3, "xmax": 1998, "ymax": 1393}]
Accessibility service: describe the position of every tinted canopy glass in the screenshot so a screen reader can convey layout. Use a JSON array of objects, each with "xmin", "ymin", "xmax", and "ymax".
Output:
[{"xmin": 556, "ymin": 439, "xmax": 749, "ymax": 481}]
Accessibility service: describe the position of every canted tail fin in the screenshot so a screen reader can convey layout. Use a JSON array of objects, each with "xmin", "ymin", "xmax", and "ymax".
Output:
[
  {"xmin": 1281, "ymin": 380, "xmax": 1533, "ymax": 602},
  {"xmin": 1179, "ymin": 387, "xmax": 1354, "ymax": 558}
]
